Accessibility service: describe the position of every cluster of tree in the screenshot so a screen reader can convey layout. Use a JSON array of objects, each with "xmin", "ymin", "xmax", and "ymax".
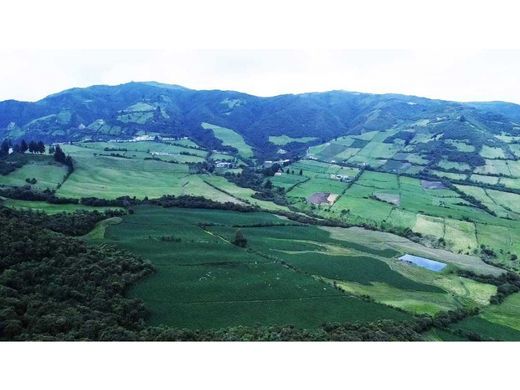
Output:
[
  {"xmin": 226, "ymin": 167, "xmax": 288, "ymax": 206},
  {"xmin": 98, "ymin": 153, "xmax": 131, "ymax": 159},
  {"xmin": 1, "ymin": 139, "xmax": 46, "ymax": 155},
  {"xmin": 53, "ymin": 145, "xmax": 74, "ymax": 172},
  {"xmin": 189, "ymin": 160, "xmax": 215, "ymax": 174},
  {"xmin": 2, "ymin": 207, "xmax": 124, "ymax": 236},
  {"xmin": 0, "ymin": 208, "xmax": 154, "ymax": 340},
  {"xmin": 383, "ymin": 131, "xmax": 415, "ymax": 145},
  {"xmin": 0, "ymin": 186, "xmax": 78, "ymax": 204},
  {"xmin": 140, "ymin": 320, "xmax": 423, "ymax": 341},
  {"xmin": 0, "ymin": 154, "xmax": 27, "ymax": 175},
  {"xmin": 412, "ymin": 140, "xmax": 485, "ymax": 169},
  {"xmin": 103, "ymin": 147, "xmax": 128, "ymax": 152},
  {"xmin": 150, "ymin": 195, "xmax": 258, "ymax": 212}
]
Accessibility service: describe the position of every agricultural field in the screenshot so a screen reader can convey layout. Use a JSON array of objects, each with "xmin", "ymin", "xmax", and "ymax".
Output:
[
  {"xmin": 0, "ymin": 155, "xmax": 68, "ymax": 191},
  {"xmin": 277, "ymin": 164, "xmax": 520, "ymax": 266},
  {"xmin": 203, "ymin": 175, "xmax": 290, "ymax": 211},
  {"xmin": 101, "ymin": 206, "xmax": 499, "ymax": 329},
  {"xmin": 103, "ymin": 206, "xmax": 415, "ymax": 329},
  {"xmin": 0, "ymin": 198, "xmax": 122, "ymax": 214},
  {"xmin": 268, "ymin": 135, "xmax": 317, "ymax": 145},
  {"xmin": 201, "ymin": 122, "xmax": 254, "ymax": 159},
  {"xmin": 450, "ymin": 293, "xmax": 520, "ymax": 340},
  {"xmin": 55, "ymin": 142, "xmax": 240, "ymax": 201}
]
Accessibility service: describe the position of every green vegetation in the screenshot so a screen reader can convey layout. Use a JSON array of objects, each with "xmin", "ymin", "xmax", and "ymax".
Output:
[
  {"xmin": 55, "ymin": 143, "xmax": 234, "ymax": 201},
  {"xmin": 201, "ymin": 122, "xmax": 254, "ymax": 158},
  {"xmin": 269, "ymin": 135, "xmax": 317, "ymax": 145},
  {"xmin": 0, "ymin": 198, "xmax": 121, "ymax": 214},
  {"xmin": 0, "ymin": 208, "xmax": 153, "ymax": 340},
  {"xmin": 4, "ymin": 82, "xmax": 520, "ymax": 340},
  {"xmin": 0, "ymin": 157, "xmax": 68, "ymax": 191},
  {"xmin": 103, "ymin": 206, "xmax": 412, "ymax": 329}
]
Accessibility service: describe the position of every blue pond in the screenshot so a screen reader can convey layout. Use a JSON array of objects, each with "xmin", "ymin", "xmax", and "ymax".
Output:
[{"xmin": 399, "ymin": 254, "xmax": 447, "ymax": 272}]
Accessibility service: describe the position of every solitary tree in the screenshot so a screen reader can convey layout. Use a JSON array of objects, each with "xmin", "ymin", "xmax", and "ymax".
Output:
[
  {"xmin": 233, "ymin": 229, "xmax": 247, "ymax": 248},
  {"xmin": 20, "ymin": 140, "xmax": 28, "ymax": 153},
  {"xmin": 28, "ymin": 140, "xmax": 37, "ymax": 153},
  {"xmin": 54, "ymin": 145, "xmax": 67, "ymax": 163},
  {"xmin": 0, "ymin": 139, "xmax": 10, "ymax": 155},
  {"xmin": 37, "ymin": 141, "xmax": 45, "ymax": 154}
]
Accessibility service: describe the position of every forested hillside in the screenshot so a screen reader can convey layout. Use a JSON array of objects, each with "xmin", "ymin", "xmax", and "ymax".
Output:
[{"xmin": 1, "ymin": 82, "xmax": 519, "ymax": 161}]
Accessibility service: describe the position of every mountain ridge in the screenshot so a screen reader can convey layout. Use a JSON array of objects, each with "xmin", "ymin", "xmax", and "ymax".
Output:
[{"xmin": 1, "ymin": 81, "xmax": 519, "ymax": 161}]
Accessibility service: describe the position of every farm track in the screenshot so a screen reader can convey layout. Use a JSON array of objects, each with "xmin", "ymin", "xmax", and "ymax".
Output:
[
  {"xmin": 202, "ymin": 178, "xmax": 247, "ymax": 205},
  {"xmin": 144, "ymin": 294, "xmax": 349, "ymax": 305}
]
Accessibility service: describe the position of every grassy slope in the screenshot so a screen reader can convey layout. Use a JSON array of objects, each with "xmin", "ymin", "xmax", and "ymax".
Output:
[
  {"xmin": 201, "ymin": 122, "xmax": 254, "ymax": 159},
  {"xmin": 0, "ymin": 198, "xmax": 122, "ymax": 214},
  {"xmin": 0, "ymin": 156, "xmax": 68, "ymax": 191}
]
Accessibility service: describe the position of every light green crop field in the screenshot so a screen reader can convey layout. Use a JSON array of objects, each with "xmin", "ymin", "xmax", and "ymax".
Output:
[
  {"xmin": 201, "ymin": 122, "xmax": 254, "ymax": 158},
  {"xmin": 437, "ymin": 159, "xmax": 471, "ymax": 171},
  {"xmin": 469, "ymin": 174, "xmax": 499, "ymax": 185},
  {"xmin": 486, "ymin": 189, "xmax": 520, "ymax": 214},
  {"xmin": 474, "ymin": 159, "xmax": 511, "ymax": 176},
  {"xmin": 451, "ymin": 293, "xmax": 520, "ymax": 340},
  {"xmin": 446, "ymin": 140, "xmax": 476, "ymax": 152},
  {"xmin": 480, "ymin": 145, "xmax": 507, "ymax": 159},
  {"xmin": 286, "ymin": 159, "xmax": 359, "ymax": 177},
  {"xmin": 208, "ymin": 222, "xmax": 497, "ymax": 316},
  {"xmin": 268, "ymin": 135, "xmax": 317, "ymax": 145},
  {"xmin": 506, "ymin": 160, "xmax": 520, "ymax": 177},
  {"xmin": 103, "ymin": 206, "xmax": 414, "ymax": 329},
  {"xmin": 76, "ymin": 140, "xmax": 207, "ymax": 159},
  {"xmin": 0, "ymin": 198, "xmax": 122, "ymax": 214},
  {"xmin": 203, "ymin": 175, "xmax": 289, "ymax": 211},
  {"xmin": 269, "ymin": 173, "xmax": 308, "ymax": 190},
  {"xmin": 287, "ymin": 177, "xmax": 348, "ymax": 199},
  {"xmin": 280, "ymin": 163, "xmax": 520, "ymax": 267},
  {"xmin": 173, "ymin": 138, "xmax": 201, "ymax": 149},
  {"xmin": 56, "ymin": 143, "xmax": 242, "ymax": 202},
  {"xmin": 413, "ymin": 214, "xmax": 445, "ymax": 237},
  {"xmin": 432, "ymin": 170, "xmax": 468, "ymax": 181},
  {"xmin": 0, "ymin": 157, "xmax": 68, "ymax": 191}
]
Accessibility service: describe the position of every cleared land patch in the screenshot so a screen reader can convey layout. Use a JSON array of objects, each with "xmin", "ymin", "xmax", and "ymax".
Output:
[{"xmin": 201, "ymin": 122, "xmax": 253, "ymax": 158}]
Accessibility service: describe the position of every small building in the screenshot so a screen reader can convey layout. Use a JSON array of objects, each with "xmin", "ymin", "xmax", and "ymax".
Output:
[{"xmin": 216, "ymin": 161, "xmax": 234, "ymax": 169}]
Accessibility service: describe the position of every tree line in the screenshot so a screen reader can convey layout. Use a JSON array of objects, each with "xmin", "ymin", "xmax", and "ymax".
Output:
[{"xmin": 1, "ymin": 138, "xmax": 73, "ymax": 173}]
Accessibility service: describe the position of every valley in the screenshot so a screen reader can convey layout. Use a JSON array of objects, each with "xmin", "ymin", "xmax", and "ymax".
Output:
[{"xmin": 3, "ymin": 82, "xmax": 520, "ymax": 340}]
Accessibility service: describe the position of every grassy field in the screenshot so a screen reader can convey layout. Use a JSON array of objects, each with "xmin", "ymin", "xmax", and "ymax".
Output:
[
  {"xmin": 0, "ymin": 156, "xmax": 68, "ymax": 191},
  {"xmin": 201, "ymin": 122, "xmax": 254, "ymax": 159},
  {"xmin": 451, "ymin": 293, "xmax": 520, "ymax": 340},
  {"xmin": 0, "ymin": 198, "xmax": 122, "ymax": 214},
  {"xmin": 278, "ymin": 164, "xmax": 520, "ymax": 267},
  {"xmin": 269, "ymin": 135, "xmax": 317, "ymax": 145},
  {"xmin": 56, "ymin": 143, "xmax": 240, "ymax": 201},
  {"xmin": 203, "ymin": 175, "xmax": 290, "ymax": 211}
]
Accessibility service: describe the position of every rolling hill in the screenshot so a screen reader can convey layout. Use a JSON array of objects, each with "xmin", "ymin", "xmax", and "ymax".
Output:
[
  {"xmin": 4, "ymin": 82, "xmax": 520, "ymax": 341},
  {"xmin": 1, "ymin": 82, "xmax": 519, "ymax": 164}
]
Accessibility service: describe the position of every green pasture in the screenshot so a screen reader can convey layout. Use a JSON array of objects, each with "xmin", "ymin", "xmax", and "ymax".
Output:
[{"xmin": 201, "ymin": 122, "xmax": 254, "ymax": 158}]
